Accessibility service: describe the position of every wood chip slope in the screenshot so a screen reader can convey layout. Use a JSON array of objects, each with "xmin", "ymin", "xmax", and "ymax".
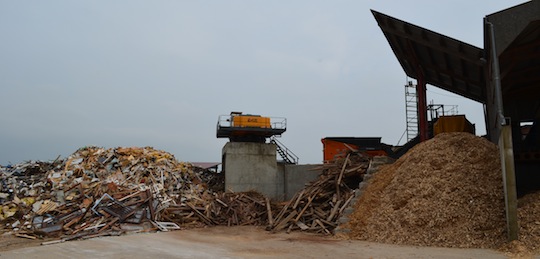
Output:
[
  {"xmin": 347, "ymin": 132, "xmax": 506, "ymax": 248},
  {"xmin": 500, "ymin": 191, "xmax": 540, "ymax": 257}
]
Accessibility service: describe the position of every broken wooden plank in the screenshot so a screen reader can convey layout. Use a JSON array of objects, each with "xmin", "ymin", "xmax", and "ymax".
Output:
[
  {"xmin": 327, "ymin": 200, "xmax": 342, "ymax": 221},
  {"xmin": 273, "ymin": 210, "xmax": 297, "ymax": 232},
  {"xmin": 215, "ymin": 198, "xmax": 228, "ymax": 207},
  {"xmin": 186, "ymin": 203, "xmax": 216, "ymax": 225},
  {"xmin": 15, "ymin": 233, "xmax": 37, "ymax": 240},
  {"xmin": 339, "ymin": 194, "xmax": 355, "ymax": 215},
  {"xmin": 265, "ymin": 197, "xmax": 274, "ymax": 226},
  {"xmin": 294, "ymin": 196, "xmax": 314, "ymax": 222},
  {"xmin": 292, "ymin": 190, "xmax": 305, "ymax": 210},
  {"xmin": 295, "ymin": 221, "xmax": 309, "ymax": 231},
  {"xmin": 315, "ymin": 219, "xmax": 331, "ymax": 235},
  {"xmin": 98, "ymin": 217, "xmax": 119, "ymax": 234}
]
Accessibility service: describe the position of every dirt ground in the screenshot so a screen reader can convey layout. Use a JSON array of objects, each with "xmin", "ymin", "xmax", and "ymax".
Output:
[{"xmin": 0, "ymin": 226, "xmax": 514, "ymax": 259}]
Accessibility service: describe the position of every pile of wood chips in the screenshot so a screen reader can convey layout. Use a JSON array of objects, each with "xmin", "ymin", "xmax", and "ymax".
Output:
[
  {"xmin": 499, "ymin": 191, "xmax": 540, "ymax": 257},
  {"xmin": 346, "ymin": 132, "xmax": 507, "ymax": 248}
]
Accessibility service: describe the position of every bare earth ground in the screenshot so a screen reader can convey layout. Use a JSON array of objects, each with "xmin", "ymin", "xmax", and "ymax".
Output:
[{"xmin": 0, "ymin": 226, "xmax": 512, "ymax": 259}]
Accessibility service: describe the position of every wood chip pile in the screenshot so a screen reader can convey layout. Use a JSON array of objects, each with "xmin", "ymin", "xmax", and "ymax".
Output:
[
  {"xmin": 268, "ymin": 152, "xmax": 369, "ymax": 234},
  {"xmin": 346, "ymin": 132, "xmax": 507, "ymax": 248},
  {"xmin": 516, "ymin": 191, "xmax": 540, "ymax": 250},
  {"xmin": 499, "ymin": 190, "xmax": 540, "ymax": 256}
]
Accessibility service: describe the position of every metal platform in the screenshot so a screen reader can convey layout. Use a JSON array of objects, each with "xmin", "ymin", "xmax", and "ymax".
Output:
[{"xmin": 216, "ymin": 114, "xmax": 286, "ymax": 142}]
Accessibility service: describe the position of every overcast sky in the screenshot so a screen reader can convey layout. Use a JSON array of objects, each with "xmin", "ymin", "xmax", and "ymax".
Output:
[{"xmin": 0, "ymin": 1, "xmax": 527, "ymax": 165}]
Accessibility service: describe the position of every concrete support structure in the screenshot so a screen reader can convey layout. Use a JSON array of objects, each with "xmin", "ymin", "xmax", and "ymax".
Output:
[
  {"xmin": 222, "ymin": 142, "xmax": 322, "ymax": 201},
  {"xmin": 222, "ymin": 142, "xmax": 283, "ymax": 200}
]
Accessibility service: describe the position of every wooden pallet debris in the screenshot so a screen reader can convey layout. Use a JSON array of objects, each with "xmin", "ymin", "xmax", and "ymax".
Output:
[
  {"xmin": 268, "ymin": 152, "xmax": 369, "ymax": 234},
  {"xmin": 0, "ymin": 147, "xmax": 225, "ymax": 240},
  {"xmin": 0, "ymin": 146, "xmax": 369, "ymax": 242}
]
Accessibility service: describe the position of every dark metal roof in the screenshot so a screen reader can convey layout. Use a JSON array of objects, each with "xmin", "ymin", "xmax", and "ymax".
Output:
[
  {"xmin": 486, "ymin": 0, "xmax": 540, "ymax": 121},
  {"xmin": 499, "ymin": 21, "xmax": 540, "ymax": 120},
  {"xmin": 372, "ymin": 10, "xmax": 487, "ymax": 103}
]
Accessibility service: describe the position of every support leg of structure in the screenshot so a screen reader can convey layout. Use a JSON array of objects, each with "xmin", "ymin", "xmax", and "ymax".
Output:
[
  {"xmin": 416, "ymin": 76, "xmax": 428, "ymax": 142},
  {"xmin": 499, "ymin": 124, "xmax": 519, "ymax": 241}
]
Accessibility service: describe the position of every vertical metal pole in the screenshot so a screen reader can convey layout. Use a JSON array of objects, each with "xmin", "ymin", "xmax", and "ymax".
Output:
[
  {"xmin": 499, "ymin": 122, "xmax": 519, "ymax": 241},
  {"xmin": 487, "ymin": 22, "xmax": 506, "ymax": 127},
  {"xmin": 486, "ymin": 19, "xmax": 518, "ymax": 241},
  {"xmin": 417, "ymin": 74, "xmax": 429, "ymax": 142}
]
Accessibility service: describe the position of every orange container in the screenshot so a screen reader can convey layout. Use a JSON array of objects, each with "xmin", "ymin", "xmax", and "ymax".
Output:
[
  {"xmin": 321, "ymin": 139, "xmax": 355, "ymax": 162},
  {"xmin": 321, "ymin": 137, "xmax": 388, "ymax": 163}
]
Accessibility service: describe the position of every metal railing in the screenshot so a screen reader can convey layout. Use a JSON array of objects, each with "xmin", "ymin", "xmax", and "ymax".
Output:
[
  {"xmin": 216, "ymin": 114, "xmax": 287, "ymax": 130},
  {"xmin": 270, "ymin": 136, "xmax": 298, "ymax": 164}
]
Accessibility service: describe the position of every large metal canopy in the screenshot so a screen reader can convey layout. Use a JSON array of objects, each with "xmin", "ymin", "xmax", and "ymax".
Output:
[
  {"xmin": 486, "ymin": 0, "xmax": 540, "ymax": 122},
  {"xmin": 371, "ymin": 10, "xmax": 487, "ymax": 103},
  {"xmin": 372, "ymin": 2, "xmax": 540, "ymax": 241}
]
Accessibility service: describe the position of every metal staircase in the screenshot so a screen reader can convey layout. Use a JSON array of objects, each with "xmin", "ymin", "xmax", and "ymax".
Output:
[{"xmin": 270, "ymin": 136, "xmax": 299, "ymax": 164}]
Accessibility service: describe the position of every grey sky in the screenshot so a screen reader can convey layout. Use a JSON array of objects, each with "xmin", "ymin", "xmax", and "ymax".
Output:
[{"xmin": 0, "ymin": 1, "xmax": 526, "ymax": 165}]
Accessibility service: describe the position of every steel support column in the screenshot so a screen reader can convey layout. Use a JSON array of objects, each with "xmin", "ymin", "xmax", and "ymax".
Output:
[
  {"xmin": 416, "ymin": 73, "xmax": 428, "ymax": 142},
  {"xmin": 499, "ymin": 122, "xmax": 519, "ymax": 241},
  {"xmin": 405, "ymin": 39, "xmax": 429, "ymax": 142}
]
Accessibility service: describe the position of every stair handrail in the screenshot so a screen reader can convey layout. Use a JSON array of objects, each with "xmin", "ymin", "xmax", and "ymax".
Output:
[{"xmin": 270, "ymin": 136, "xmax": 299, "ymax": 164}]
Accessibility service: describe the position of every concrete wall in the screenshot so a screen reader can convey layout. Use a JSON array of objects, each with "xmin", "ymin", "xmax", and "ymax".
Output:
[
  {"xmin": 223, "ymin": 142, "xmax": 323, "ymax": 201},
  {"xmin": 223, "ymin": 142, "xmax": 283, "ymax": 200},
  {"xmin": 282, "ymin": 164, "xmax": 322, "ymax": 200}
]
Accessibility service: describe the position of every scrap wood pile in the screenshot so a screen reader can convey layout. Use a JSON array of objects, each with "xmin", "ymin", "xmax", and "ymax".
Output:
[
  {"xmin": 0, "ymin": 146, "xmax": 255, "ymax": 241},
  {"xmin": 162, "ymin": 191, "xmax": 272, "ymax": 227},
  {"xmin": 346, "ymin": 132, "xmax": 507, "ymax": 248},
  {"xmin": 0, "ymin": 160, "xmax": 62, "ymax": 205},
  {"xmin": 197, "ymin": 169, "xmax": 224, "ymax": 193},
  {"xmin": 268, "ymin": 152, "xmax": 369, "ymax": 234}
]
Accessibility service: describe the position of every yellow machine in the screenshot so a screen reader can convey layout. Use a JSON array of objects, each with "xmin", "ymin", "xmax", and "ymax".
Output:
[
  {"xmin": 433, "ymin": 115, "xmax": 475, "ymax": 136},
  {"xmin": 232, "ymin": 114, "xmax": 271, "ymax": 128},
  {"xmin": 216, "ymin": 112, "xmax": 286, "ymax": 142}
]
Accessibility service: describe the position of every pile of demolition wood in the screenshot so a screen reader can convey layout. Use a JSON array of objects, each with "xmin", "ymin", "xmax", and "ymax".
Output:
[
  {"xmin": 268, "ymin": 152, "xmax": 369, "ymax": 234},
  {"xmin": 163, "ymin": 191, "xmax": 271, "ymax": 227},
  {"xmin": 0, "ymin": 147, "xmax": 217, "ymax": 240},
  {"xmin": 346, "ymin": 132, "xmax": 507, "ymax": 249},
  {"xmin": 0, "ymin": 146, "xmax": 276, "ymax": 243}
]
